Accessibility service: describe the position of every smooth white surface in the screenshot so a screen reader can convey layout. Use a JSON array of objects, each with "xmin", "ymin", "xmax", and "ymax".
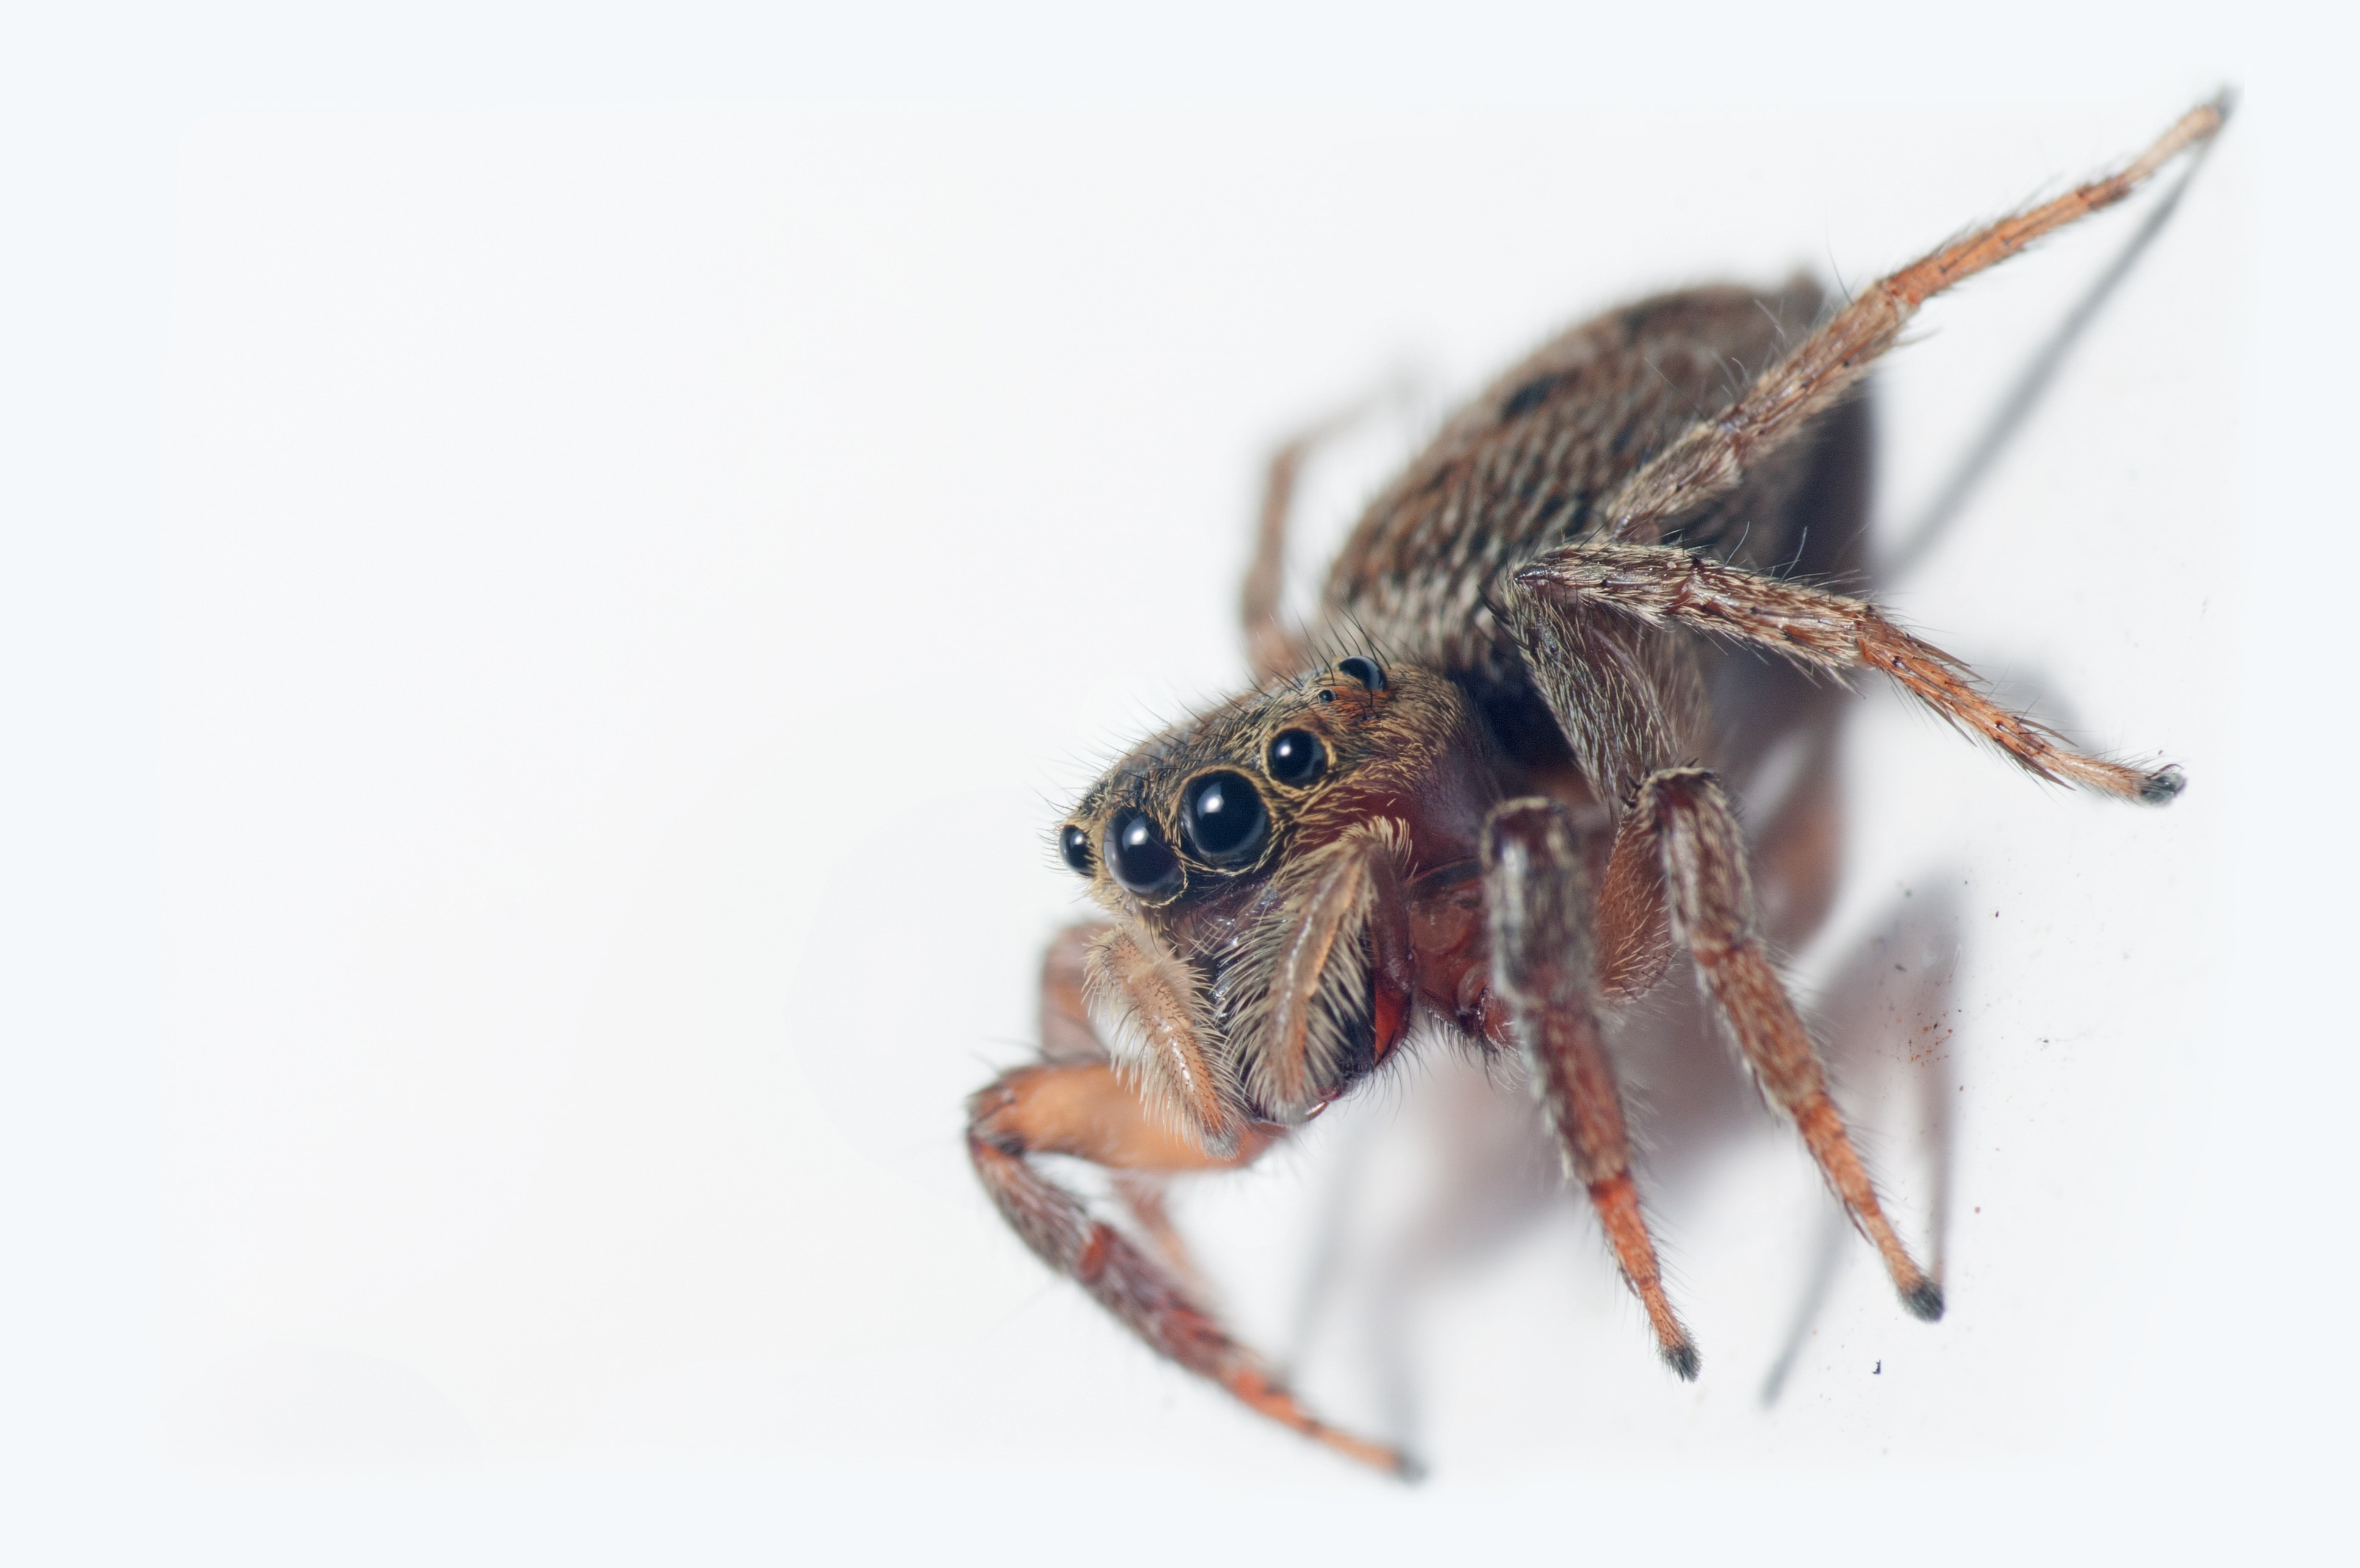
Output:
[{"xmin": 7, "ymin": 4, "xmax": 2352, "ymax": 1563}]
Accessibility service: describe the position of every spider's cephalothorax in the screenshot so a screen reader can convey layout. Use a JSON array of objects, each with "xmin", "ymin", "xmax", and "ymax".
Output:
[
  {"xmin": 1054, "ymin": 656, "xmax": 1505, "ymax": 1144},
  {"xmin": 967, "ymin": 100, "xmax": 2226, "ymax": 1478}
]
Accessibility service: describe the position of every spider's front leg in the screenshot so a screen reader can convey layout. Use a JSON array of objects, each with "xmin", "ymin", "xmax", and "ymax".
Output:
[
  {"xmin": 967, "ymin": 923, "xmax": 1414, "ymax": 1477},
  {"xmin": 1637, "ymin": 765, "xmax": 1945, "ymax": 1318},
  {"xmin": 1518, "ymin": 542, "xmax": 2183, "ymax": 802},
  {"xmin": 1502, "ymin": 587, "xmax": 1944, "ymax": 1322},
  {"xmin": 1482, "ymin": 797, "xmax": 1699, "ymax": 1373},
  {"xmin": 1597, "ymin": 96, "xmax": 2228, "ymax": 545}
]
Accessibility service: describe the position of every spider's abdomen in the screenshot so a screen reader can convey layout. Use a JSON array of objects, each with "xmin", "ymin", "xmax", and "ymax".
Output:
[{"xmin": 1319, "ymin": 280, "xmax": 1837, "ymax": 679}]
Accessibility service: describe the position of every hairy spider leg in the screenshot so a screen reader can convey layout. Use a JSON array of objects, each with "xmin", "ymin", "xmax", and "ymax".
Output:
[
  {"xmin": 967, "ymin": 939, "xmax": 1415, "ymax": 1478},
  {"xmin": 1241, "ymin": 399, "xmax": 1392, "ymax": 682},
  {"xmin": 1599, "ymin": 96, "xmax": 2230, "ymax": 547},
  {"xmin": 1518, "ymin": 543, "xmax": 2182, "ymax": 803},
  {"xmin": 1637, "ymin": 768, "xmax": 1945, "ymax": 1319},
  {"xmin": 1482, "ymin": 797, "xmax": 1698, "ymax": 1375}
]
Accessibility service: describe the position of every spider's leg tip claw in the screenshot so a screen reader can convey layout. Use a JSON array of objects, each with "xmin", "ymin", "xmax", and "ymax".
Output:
[
  {"xmin": 1664, "ymin": 1340, "xmax": 1701, "ymax": 1381},
  {"xmin": 1391, "ymin": 1452, "xmax": 1429, "ymax": 1486},
  {"xmin": 1904, "ymin": 1279, "xmax": 1947, "ymax": 1322},
  {"xmin": 2139, "ymin": 764, "xmax": 2187, "ymax": 806}
]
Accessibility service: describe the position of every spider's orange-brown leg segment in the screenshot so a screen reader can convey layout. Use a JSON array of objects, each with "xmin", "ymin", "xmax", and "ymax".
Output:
[
  {"xmin": 967, "ymin": 1062, "xmax": 1415, "ymax": 1478},
  {"xmin": 1600, "ymin": 96, "xmax": 2229, "ymax": 546},
  {"xmin": 1632, "ymin": 767, "xmax": 1944, "ymax": 1319},
  {"xmin": 1482, "ymin": 797, "xmax": 1698, "ymax": 1375},
  {"xmin": 1243, "ymin": 392, "xmax": 1403, "ymax": 682},
  {"xmin": 1517, "ymin": 542, "xmax": 2182, "ymax": 803},
  {"xmin": 970, "ymin": 922, "xmax": 1415, "ymax": 1477}
]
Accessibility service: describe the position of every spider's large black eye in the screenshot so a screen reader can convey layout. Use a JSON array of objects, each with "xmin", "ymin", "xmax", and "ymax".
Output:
[
  {"xmin": 1060, "ymin": 824, "xmax": 1094, "ymax": 876},
  {"xmin": 1103, "ymin": 809, "xmax": 1183, "ymax": 898},
  {"xmin": 1337, "ymin": 656, "xmax": 1386, "ymax": 691},
  {"xmin": 1264, "ymin": 729, "xmax": 1327, "ymax": 788},
  {"xmin": 1181, "ymin": 771, "xmax": 1269, "ymax": 867}
]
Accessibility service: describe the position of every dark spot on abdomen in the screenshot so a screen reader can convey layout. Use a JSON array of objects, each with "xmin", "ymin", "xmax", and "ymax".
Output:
[{"xmin": 1500, "ymin": 373, "xmax": 1561, "ymax": 421}]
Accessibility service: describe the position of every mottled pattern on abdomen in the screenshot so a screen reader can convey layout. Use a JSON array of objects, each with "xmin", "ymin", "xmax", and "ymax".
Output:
[{"xmin": 1318, "ymin": 280, "xmax": 1834, "ymax": 680}]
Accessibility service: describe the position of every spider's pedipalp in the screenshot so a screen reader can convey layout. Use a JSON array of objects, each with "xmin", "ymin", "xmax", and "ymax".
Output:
[
  {"xmin": 1081, "ymin": 921, "xmax": 1246, "ymax": 1158},
  {"xmin": 1219, "ymin": 820, "xmax": 1418, "ymax": 1123}
]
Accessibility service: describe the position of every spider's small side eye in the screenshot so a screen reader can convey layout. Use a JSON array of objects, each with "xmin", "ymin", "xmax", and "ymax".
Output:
[
  {"xmin": 1181, "ymin": 771, "xmax": 1269, "ymax": 868},
  {"xmin": 1104, "ymin": 809, "xmax": 1183, "ymax": 898},
  {"xmin": 1060, "ymin": 824, "xmax": 1094, "ymax": 876},
  {"xmin": 1338, "ymin": 656, "xmax": 1386, "ymax": 691},
  {"xmin": 1265, "ymin": 729, "xmax": 1327, "ymax": 788}
]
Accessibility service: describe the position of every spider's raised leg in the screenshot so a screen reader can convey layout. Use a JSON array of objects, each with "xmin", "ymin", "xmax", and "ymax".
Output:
[
  {"xmin": 1243, "ymin": 393, "xmax": 1401, "ymax": 682},
  {"xmin": 1482, "ymin": 797, "xmax": 1697, "ymax": 1375},
  {"xmin": 1632, "ymin": 767, "xmax": 1944, "ymax": 1319},
  {"xmin": 969, "ymin": 926, "xmax": 1413, "ymax": 1477},
  {"xmin": 1518, "ymin": 542, "xmax": 2182, "ymax": 802},
  {"xmin": 1601, "ymin": 96, "xmax": 2229, "ymax": 545}
]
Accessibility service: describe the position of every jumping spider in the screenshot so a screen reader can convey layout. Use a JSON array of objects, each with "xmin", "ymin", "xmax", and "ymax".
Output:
[{"xmin": 968, "ymin": 99, "xmax": 2227, "ymax": 1477}]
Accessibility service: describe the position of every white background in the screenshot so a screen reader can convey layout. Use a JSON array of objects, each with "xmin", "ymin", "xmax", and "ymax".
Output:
[{"xmin": 7, "ymin": 4, "xmax": 2352, "ymax": 1564}]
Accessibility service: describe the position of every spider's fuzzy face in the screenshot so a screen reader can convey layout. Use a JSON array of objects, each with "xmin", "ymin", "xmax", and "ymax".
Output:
[{"xmin": 1054, "ymin": 656, "xmax": 1480, "ymax": 928}]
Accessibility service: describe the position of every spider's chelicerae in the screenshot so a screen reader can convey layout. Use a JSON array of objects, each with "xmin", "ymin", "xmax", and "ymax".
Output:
[{"xmin": 967, "ymin": 99, "xmax": 2228, "ymax": 1477}]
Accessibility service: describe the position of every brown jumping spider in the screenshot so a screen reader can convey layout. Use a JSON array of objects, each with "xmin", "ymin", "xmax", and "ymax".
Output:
[{"xmin": 968, "ymin": 99, "xmax": 2227, "ymax": 1477}]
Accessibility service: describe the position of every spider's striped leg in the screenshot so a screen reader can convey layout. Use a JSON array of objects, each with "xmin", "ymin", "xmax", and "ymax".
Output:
[
  {"xmin": 968, "ymin": 925, "xmax": 1416, "ymax": 1479},
  {"xmin": 1482, "ymin": 797, "xmax": 1697, "ymax": 1375},
  {"xmin": 1599, "ymin": 96, "xmax": 2229, "ymax": 545},
  {"xmin": 1516, "ymin": 542, "xmax": 2182, "ymax": 803},
  {"xmin": 1632, "ymin": 767, "xmax": 1944, "ymax": 1320},
  {"xmin": 967, "ymin": 1062, "xmax": 1415, "ymax": 1477}
]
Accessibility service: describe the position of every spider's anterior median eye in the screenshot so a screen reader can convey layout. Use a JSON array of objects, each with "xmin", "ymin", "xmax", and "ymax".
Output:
[
  {"xmin": 1060, "ymin": 824, "xmax": 1094, "ymax": 876},
  {"xmin": 1264, "ymin": 728, "xmax": 1327, "ymax": 788},
  {"xmin": 1337, "ymin": 656, "xmax": 1386, "ymax": 691},
  {"xmin": 1181, "ymin": 771, "xmax": 1269, "ymax": 867},
  {"xmin": 1104, "ymin": 809, "xmax": 1183, "ymax": 898}
]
